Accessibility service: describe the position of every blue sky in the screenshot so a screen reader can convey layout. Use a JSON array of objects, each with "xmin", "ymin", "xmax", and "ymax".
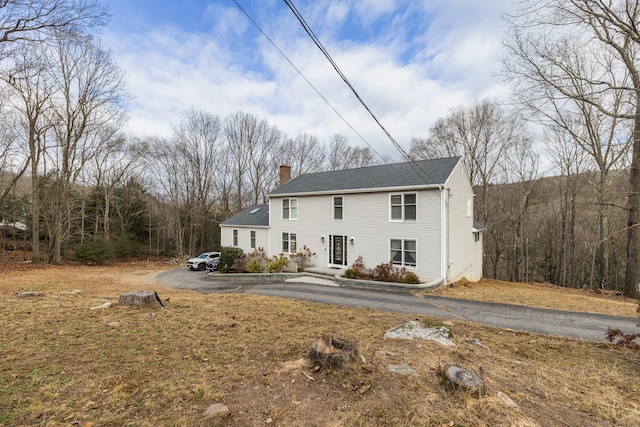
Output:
[{"xmin": 104, "ymin": 0, "xmax": 513, "ymax": 160}]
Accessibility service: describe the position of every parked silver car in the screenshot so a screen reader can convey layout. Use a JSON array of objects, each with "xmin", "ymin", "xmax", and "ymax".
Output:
[{"xmin": 186, "ymin": 252, "xmax": 220, "ymax": 271}]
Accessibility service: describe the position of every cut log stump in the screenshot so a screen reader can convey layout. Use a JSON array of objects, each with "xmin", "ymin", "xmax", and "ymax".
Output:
[
  {"xmin": 118, "ymin": 291, "xmax": 164, "ymax": 308},
  {"xmin": 308, "ymin": 336, "xmax": 357, "ymax": 369},
  {"xmin": 440, "ymin": 364, "xmax": 485, "ymax": 397}
]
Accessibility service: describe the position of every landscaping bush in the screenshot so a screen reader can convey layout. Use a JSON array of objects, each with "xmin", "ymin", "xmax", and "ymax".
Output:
[
  {"xmin": 290, "ymin": 245, "xmax": 316, "ymax": 270},
  {"xmin": 73, "ymin": 238, "xmax": 114, "ymax": 265},
  {"xmin": 344, "ymin": 268, "xmax": 359, "ymax": 279},
  {"xmin": 373, "ymin": 262, "xmax": 400, "ymax": 282},
  {"xmin": 372, "ymin": 262, "xmax": 421, "ymax": 284},
  {"xmin": 246, "ymin": 259, "xmax": 265, "ymax": 273},
  {"xmin": 403, "ymin": 271, "xmax": 420, "ymax": 284},
  {"xmin": 344, "ymin": 256, "xmax": 372, "ymax": 279},
  {"xmin": 268, "ymin": 254, "xmax": 290, "ymax": 273},
  {"xmin": 244, "ymin": 247, "xmax": 268, "ymax": 272},
  {"xmin": 219, "ymin": 246, "xmax": 245, "ymax": 273}
]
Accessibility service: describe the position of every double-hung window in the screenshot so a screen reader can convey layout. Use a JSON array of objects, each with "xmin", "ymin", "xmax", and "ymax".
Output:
[
  {"xmin": 250, "ymin": 230, "xmax": 256, "ymax": 248},
  {"xmin": 390, "ymin": 239, "xmax": 417, "ymax": 267},
  {"xmin": 390, "ymin": 193, "xmax": 416, "ymax": 221},
  {"xmin": 333, "ymin": 196, "xmax": 343, "ymax": 220},
  {"xmin": 282, "ymin": 232, "xmax": 297, "ymax": 253},
  {"xmin": 232, "ymin": 229, "xmax": 238, "ymax": 246},
  {"xmin": 282, "ymin": 198, "xmax": 298, "ymax": 220}
]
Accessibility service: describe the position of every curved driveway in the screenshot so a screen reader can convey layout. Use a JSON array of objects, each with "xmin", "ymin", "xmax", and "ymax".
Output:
[{"xmin": 157, "ymin": 269, "xmax": 640, "ymax": 343}]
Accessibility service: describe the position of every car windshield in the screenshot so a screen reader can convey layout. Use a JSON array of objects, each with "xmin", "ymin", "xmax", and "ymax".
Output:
[{"xmin": 198, "ymin": 253, "xmax": 209, "ymax": 259}]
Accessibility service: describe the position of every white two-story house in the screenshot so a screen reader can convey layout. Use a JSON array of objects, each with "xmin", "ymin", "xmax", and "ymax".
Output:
[{"xmin": 221, "ymin": 157, "xmax": 483, "ymax": 285}]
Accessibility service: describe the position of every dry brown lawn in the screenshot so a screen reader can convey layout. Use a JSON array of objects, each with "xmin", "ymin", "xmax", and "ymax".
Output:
[
  {"xmin": 1, "ymin": 260, "xmax": 640, "ymax": 426},
  {"xmin": 434, "ymin": 278, "xmax": 639, "ymax": 318}
]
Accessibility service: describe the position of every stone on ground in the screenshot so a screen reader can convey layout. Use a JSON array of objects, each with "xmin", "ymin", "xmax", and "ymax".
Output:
[{"xmin": 118, "ymin": 291, "xmax": 164, "ymax": 308}]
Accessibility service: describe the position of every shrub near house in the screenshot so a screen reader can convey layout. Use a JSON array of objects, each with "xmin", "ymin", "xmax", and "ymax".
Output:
[{"xmin": 345, "ymin": 256, "xmax": 420, "ymax": 284}]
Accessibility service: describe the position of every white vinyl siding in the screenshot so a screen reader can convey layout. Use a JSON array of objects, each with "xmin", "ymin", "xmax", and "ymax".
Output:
[
  {"xmin": 270, "ymin": 191, "xmax": 441, "ymax": 281},
  {"xmin": 444, "ymin": 160, "xmax": 481, "ymax": 281},
  {"xmin": 220, "ymin": 226, "xmax": 269, "ymax": 254}
]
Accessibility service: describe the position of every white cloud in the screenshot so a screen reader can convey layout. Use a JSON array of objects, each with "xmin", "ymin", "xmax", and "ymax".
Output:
[{"xmin": 104, "ymin": 0, "xmax": 515, "ymax": 160}]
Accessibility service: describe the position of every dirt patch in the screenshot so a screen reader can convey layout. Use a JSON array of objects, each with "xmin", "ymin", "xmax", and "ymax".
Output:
[{"xmin": 1, "ymin": 264, "xmax": 639, "ymax": 426}]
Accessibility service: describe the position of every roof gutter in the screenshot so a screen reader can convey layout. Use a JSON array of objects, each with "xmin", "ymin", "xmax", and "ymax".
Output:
[{"xmin": 269, "ymin": 183, "xmax": 444, "ymax": 198}]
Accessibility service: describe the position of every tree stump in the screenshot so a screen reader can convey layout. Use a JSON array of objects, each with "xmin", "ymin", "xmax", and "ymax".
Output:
[
  {"xmin": 440, "ymin": 364, "xmax": 485, "ymax": 397},
  {"xmin": 308, "ymin": 336, "xmax": 356, "ymax": 369},
  {"xmin": 118, "ymin": 291, "xmax": 164, "ymax": 308}
]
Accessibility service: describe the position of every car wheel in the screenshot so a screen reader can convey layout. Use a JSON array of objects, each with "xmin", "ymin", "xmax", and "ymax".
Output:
[{"xmin": 198, "ymin": 262, "xmax": 206, "ymax": 271}]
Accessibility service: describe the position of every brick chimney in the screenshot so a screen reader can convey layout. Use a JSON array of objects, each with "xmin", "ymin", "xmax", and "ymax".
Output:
[{"xmin": 279, "ymin": 164, "xmax": 291, "ymax": 186}]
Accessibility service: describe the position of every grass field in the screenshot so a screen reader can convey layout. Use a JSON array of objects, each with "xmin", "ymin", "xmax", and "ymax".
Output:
[{"xmin": 1, "ymin": 261, "xmax": 639, "ymax": 426}]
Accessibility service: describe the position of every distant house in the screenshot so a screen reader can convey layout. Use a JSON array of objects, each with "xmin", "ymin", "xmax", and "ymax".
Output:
[{"xmin": 220, "ymin": 157, "xmax": 483, "ymax": 285}]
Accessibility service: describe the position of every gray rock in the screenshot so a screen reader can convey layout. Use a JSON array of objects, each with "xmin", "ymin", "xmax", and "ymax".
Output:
[
  {"xmin": 204, "ymin": 403, "xmax": 230, "ymax": 418},
  {"xmin": 384, "ymin": 320, "xmax": 455, "ymax": 347},
  {"xmin": 386, "ymin": 363, "xmax": 419, "ymax": 377},
  {"xmin": 463, "ymin": 338, "xmax": 489, "ymax": 349},
  {"xmin": 16, "ymin": 291, "xmax": 44, "ymax": 298},
  {"xmin": 496, "ymin": 391, "xmax": 518, "ymax": 407},
  {"xmin": 90, "ymin": 301, "xmax": 112, "ymax": 310},
  {"xmin": 59, "ymin": 289, "xmax": 82, "ymax": 296},
  {"xmin": 118, "ymin": 291, "xmax": 164, "ymax": 308}
]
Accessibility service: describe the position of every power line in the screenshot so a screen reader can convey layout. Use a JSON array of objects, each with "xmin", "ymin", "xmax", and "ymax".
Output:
[
  {"xmin": 230, "ymin": 0, "xmax": 384, "ymax": 161},
  {"xmin": 282, "ymin": 0, "xmax": 412, "ymax": 162}
]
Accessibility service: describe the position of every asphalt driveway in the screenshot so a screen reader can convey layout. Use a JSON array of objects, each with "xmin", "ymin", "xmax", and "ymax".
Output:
[{"xmin": 157, "ymin": 269, "xmax": 640, "ymax": 343}]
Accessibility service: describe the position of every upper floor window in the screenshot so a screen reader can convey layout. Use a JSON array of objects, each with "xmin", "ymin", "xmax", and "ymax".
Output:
[
  {"xmin": 282, "ymin": 198, "xmax": 298, "ymax": 220},
  {"xmin": 333, "ymin": 196, "xmax": 343, "ymax": 220},
  {"xmin": 390, "ymin": 193, "xmax": 416, "ymax": 221}
]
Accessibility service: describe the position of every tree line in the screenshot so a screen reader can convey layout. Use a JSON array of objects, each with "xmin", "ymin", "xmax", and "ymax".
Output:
[{"xmin": 1, "ymin": 1, "xmax": 640, "ymax": 298}]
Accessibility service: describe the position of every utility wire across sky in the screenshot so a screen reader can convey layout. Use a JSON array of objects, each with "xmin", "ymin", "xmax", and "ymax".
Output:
[
  {"xmin": 230, "ymin": 0, "xmax": 384, "ymax": 162},
  {"xmin": 282, "ymin": 0, "xmax": 412, "ymax": 162}
]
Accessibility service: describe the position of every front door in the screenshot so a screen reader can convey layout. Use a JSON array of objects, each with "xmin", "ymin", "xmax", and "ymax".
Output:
[{"xmin": 329, "ymin": 235, "xmax": 347, "ymax": 266}]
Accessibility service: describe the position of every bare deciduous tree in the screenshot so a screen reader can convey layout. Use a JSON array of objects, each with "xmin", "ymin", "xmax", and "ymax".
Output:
[
  {"xmin": 503, "ymin": 0, "xmax": 640, "ymax": 296},
  {"xmin": 172, "ymin": 109, "xmax": 222, "ymax": 254},
  {"xmin": 224, "ymin": 111, "xmax": 282, "ymax": 209},
  {"xmin": 1, "ymin": 44, "xmax": 53, "ymax": 262},
  {"xmin": 410, "ymin": 99, "xmax": 527, "ymax": 225},
  {"xmin": 45, "ymin": 31, "xmax": 127, "ymax": 263},
  {"xmin": 0, "ymin": 0, "xmax": 107, "ymax": 59},
  {"xmin": 546, "ymin": 124, "xmax": 591, "ymax": 287},
  {"xmin": 326, "ymin": 134, "xmax": 377, "ymax": 170},
  {"xmin": 279, "ymin": 132, "xmax": 326, "ymax": 178}
]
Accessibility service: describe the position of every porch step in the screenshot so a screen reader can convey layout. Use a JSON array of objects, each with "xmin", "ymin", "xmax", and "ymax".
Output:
[{"xmin": 303, "ymin": 266, "xmax": 347, "ymax": 277}]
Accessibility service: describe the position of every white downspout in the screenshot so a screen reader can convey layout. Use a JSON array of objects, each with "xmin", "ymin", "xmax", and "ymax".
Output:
[{"xmin": 441, "ymin": 187, "xmax": 448, "ymax": 283}]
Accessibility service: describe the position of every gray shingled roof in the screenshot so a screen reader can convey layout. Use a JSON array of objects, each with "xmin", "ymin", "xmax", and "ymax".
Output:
[
  {"xmin": 221, "ymin": 204, "xmax": 269, "ymax": 227},
  {"xmin": 473, "ymin": 221, "xmax": 485, "ymax": 231},
  {"xmin": 269, "ymin": 157, "xmax": 461, "ymax": 196}
]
